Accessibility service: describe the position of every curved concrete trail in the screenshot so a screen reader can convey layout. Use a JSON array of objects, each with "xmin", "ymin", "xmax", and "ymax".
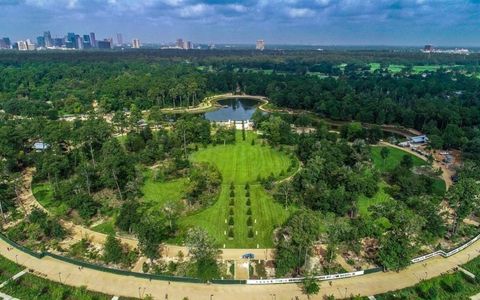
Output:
[
  {"xmin": 18, "ymin": 168, "xmax": 276, "ymax": 261},
  {"xmin": 1, "ymin": 236, "xmax": 480, "ymax": 299}
]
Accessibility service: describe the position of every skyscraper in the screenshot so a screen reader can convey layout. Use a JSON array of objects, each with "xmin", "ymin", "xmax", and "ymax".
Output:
[
  {"xmin": 44, "ymin": 31, "xmax": 53, "ymax": 48},
  {"xmin": 132, "ymin": 39, "xmax": 141, "ymax": 49},
  {"xmin": 256, "ymin": 40, "xmax": 265, "ymax": 51},
  {"xmin": 36, "ymin": 36, "xmax": 45, "ymax": 48},
  {"xmin": 83, "ymin": 34, "xmax": 91, "ymax": 48},
  {"xmin": 90, "ymin": 32, "xmax": 97, "ymax": 48},
  {"xmin": 116, "ymin": 33, "xmax": 123, "ymax": 46},
  {"xmin": 66, "ymin": 32, "xmax": 76, "ymax": 48},
  {"xmin": 76, "ymin": 35, "xmax": 83, "ymax": 49}
]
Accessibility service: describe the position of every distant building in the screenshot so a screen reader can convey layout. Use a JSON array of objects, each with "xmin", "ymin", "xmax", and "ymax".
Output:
[
  {"xmin": 256, "ymin": 39, "xmax": 265, "ymax": 51},
  {"xmin": 18, "ymin": 41, "xmax": 28, "ymax": 51},
  {"xmin": 97, "ymin": 40, "xmax": 111, "ymax": 49},
  {"xmin": 83, "ymin": 34, "xmax": 91, "ymax": 48},
  {"xmin": 66, "ymin": 32, "xmax": 76, "ymax": 48},
  {"xmin": 33, "ymin": 141, "xmax": 49, "ymax": 152},
  {"xmin": 116, "ymin": 33, "xmax": 123, "ymax": 46},
  {"xmin": 132, "ymin": 39, "xmax": 141, "ymax": 49},
  {"xmin": 424, "ymin": 44, "xmax": 433, "ymax": 52},
  {"xmin": 76, "ymin": 35, "xmax": 83, "ymax": 49},
  {"xmin": 26, "ymin": 39, "xmax": 36, "ymax": 50},
  {"xmin": 0, "ymin": 37, "xmax": 11, "ymax": 49},
  {"xmin": 176, "ymin": 38, "xmax": 184, "ymax": 48},
  {"xmin": 36, "ymin": 36, "xmax": 45, "ymax": 48},
  {"xmin": 399, "ymin": 135, "xmax": 429, "ymax": 147},
  {"xmin": 90, "ymin": 32, "xmax": 97, "ymax": 48},
  {"xmin": 44, "ymin": 31, "xmax": 53, "ymax": 47},
  {"xmin": 53, "ymin": 38, "xmax": 64, "ymax": 47}
]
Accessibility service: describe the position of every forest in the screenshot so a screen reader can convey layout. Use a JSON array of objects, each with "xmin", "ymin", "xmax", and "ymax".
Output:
[{"xmin": 0, "ymin": 50, "xmax": 479, "ymax": 282}]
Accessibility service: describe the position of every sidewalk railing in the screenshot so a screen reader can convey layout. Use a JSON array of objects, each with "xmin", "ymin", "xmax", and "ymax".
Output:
[{"xmin": 1, "ymin": 231, "xmax": 479, "ymax": 285}]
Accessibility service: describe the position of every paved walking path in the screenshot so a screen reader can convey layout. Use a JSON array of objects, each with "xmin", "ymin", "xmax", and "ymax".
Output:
[
  {"xmin": 0, "ymin": 291, "xmax": 19, "ymax": 300},
  {"xmin": 1, "ymin": 237, "xmax": 480, "ymax": 299}
]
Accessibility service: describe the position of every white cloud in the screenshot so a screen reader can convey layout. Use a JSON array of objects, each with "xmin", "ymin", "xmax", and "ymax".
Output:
[
  {"xmin": 178, "ymin": 3, "xmax": 211, "ymax": 18},
  {"xmin": 286, "ymin": 7, "xmax": 315, "ymax": 18}
]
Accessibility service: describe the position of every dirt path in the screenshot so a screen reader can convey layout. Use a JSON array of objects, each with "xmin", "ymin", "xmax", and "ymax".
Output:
[
  {"xmin": 2, "ymin": 236, "xmax": 480, "ymax": 299},
  {"xmin": 18, "ymin": 169, "xmax": 276, "ymax": 260}
]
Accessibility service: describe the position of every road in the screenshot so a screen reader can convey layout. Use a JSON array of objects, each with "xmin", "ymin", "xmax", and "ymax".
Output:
[{"xmin": 1, "ymin": 236, "xmax": 480, "ymax": 299}]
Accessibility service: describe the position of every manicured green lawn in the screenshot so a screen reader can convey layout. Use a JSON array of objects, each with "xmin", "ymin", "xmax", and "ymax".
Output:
[
  {"xmin": 141, "ymin": 169, "xmax": 188, "ymax": 211},
  {"xmin": 357, "ymin": 181, "xmax": 393, "ymax": 216},
  {"xmin": 32, "ymin": 182, "xmax": 68, "ymax": 216},
  {"xmin": 91, "ymin": 219, "xmax": 116, "ymax": 235},
  {"xmin": 0, "ymin": 255, "xmax": 22, "ymax": 282},
  {"xmin": 178, "ymin": 131, "xmax": 297, "ymax": 247},
  {"xmin": 191, "ymin": 131, "xmax": 294, "ymax": 184},
  {"xmin": 371, "ymin": 146, "xmax": 426, "ymax": 172},
  {"xmin": 178, "ymin": 184, "xmax": 294, "ymax": 248}
]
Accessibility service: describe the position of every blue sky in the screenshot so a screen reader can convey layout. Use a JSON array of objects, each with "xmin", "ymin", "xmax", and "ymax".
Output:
[{"xmin": 1, "ymin": 0, "xmax": 480, "ymax": 45}]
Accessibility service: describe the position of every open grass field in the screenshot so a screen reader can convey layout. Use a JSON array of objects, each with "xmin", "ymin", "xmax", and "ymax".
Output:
[
  {"xmin": 32, "ymin": 182, "xmax": 68, "ymax": 216},
  {"xmin": 178, "ymin": 184, "xmax": 295, "ymax": 248},
  {"xmin": 190, "ymin": 131, "xmax": 294, "ymax": 184},
  {"xmin": 141, "ymin": 169, "xmax": 188, "ymax": 211},
  {"xmin": 178, "ymin": 131, "xmax": 297, "ymax": 247},
  {"xmin": 357, "ymin": 181, "xmax": 393, "ymax": 217},
  {"xmin": 371, "ymin": 146, "xmax": 426, "ymax": 172},
  {"xmin": 371, "ymin": 146, "xmax": 446, "ymax": 196}
]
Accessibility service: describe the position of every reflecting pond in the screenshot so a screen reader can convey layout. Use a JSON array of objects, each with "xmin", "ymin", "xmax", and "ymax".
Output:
[{"xmin": 204, "ymin": 98, "xmax": 260, "ymax": 121}]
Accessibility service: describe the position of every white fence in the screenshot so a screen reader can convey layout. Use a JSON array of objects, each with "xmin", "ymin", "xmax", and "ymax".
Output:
[
  {"xmin": 247, "ymin": 271, "xmax": 365, "ymax": 285},
  {"xmin": 247, "ymin": 232, "xmax": 480, "ymax": 285},
  {"xmin": 411, "ymin": 232, "xmax": 480, "ymax": 263}
]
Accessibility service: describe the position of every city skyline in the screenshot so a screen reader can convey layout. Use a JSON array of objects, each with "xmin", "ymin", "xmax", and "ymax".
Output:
[{"xmin": 1, "ymin": 1, "xmax": 480, "ymax": 46}]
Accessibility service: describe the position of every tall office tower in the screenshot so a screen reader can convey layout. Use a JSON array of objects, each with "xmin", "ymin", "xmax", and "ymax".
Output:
[
  {"xmin": 44, "ymin": 31, "xmax": 53, "ymax": 47},
  {"xmin": 116, "ymin": 33, "xmax": 123, "ymax": 46},
  {"xmin": 18, "ymin": 41, "xmax": 28, "ymax": 51},
  {"xmin": 176, "ymin": 38, "xmax": 184, "ymax": 49},
  {"xmin": 132, "ymin": 39, "xmax": 141, "ymax": 49},
  {"xmin": 36, "ymin": 36, "xmax": 45, "ymax": 48},
  {"xmin": 256, "ymin": 39, "xmax": 265, "ymax": 51},
  {"xmin": 66, "ymin": 32, "xmax": 76, "ymax": 48},
  {"xmin": 76, "ymin": 35, "xmax": 84, "ymax": 49},
  {"xmin": 186, "ymin": 41, "xmax": 192, "ymax": 50},
  {"xmin": 1, "ymin": 37, "xmax": 11, "ymax": 49},
  {"xmin": 90, "ymin": 32, "xmax": 97, "ymax": 48},
  {"xmin": 83, "ymin": 34, "xmax": 91, "ymax": 48}
]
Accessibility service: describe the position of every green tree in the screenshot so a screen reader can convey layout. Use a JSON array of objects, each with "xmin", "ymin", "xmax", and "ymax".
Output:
[
  {"xmin": 103, "ymin": 234, "xmax": 123, "ymax": 264},
  {"xmin": 302, "ymin": 275, "xmax": 320, "ymax": 299}
]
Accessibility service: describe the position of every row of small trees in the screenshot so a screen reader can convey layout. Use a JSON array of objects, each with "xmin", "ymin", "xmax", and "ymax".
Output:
[{"xmin": 227, "ymin": 183, "xmax": 256, "ymax": 239}]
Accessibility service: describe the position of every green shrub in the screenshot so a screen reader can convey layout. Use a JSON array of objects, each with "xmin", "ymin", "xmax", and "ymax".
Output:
[
  {"xmin": 228, "ymin": 228, "xmax": 234, "ymax": 238},
  {"xmin": 247, "ymin": 216, "xmax": 253, "ymax": 226},
  {"xmin": 246, "ymin": 198, "xmax": 251, "ymax": 206},
  {"xmin": 229, "ymin": 208, "xmax": 234, "ymax": 215},
  {"xmin": 230, "ymin": 190, "xmax": 235, "ymax": 198},
  {"xmin": 247, "ymin": 207, "xmax": 252, "ymax": 215},
  {"xmin": 246, "ymin": 190, "xmax": 250, "ymax": 197},
  {"xmin": 248, "ymin": 229, "xmax": 254, "ymax": 238},
  {"xmin": 229, "ymin": 198, "xmax": 234, "ymax": 206},
  {"xmin": 228, "ymin": 217, "xmax": 234, "ymax": 226}
]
